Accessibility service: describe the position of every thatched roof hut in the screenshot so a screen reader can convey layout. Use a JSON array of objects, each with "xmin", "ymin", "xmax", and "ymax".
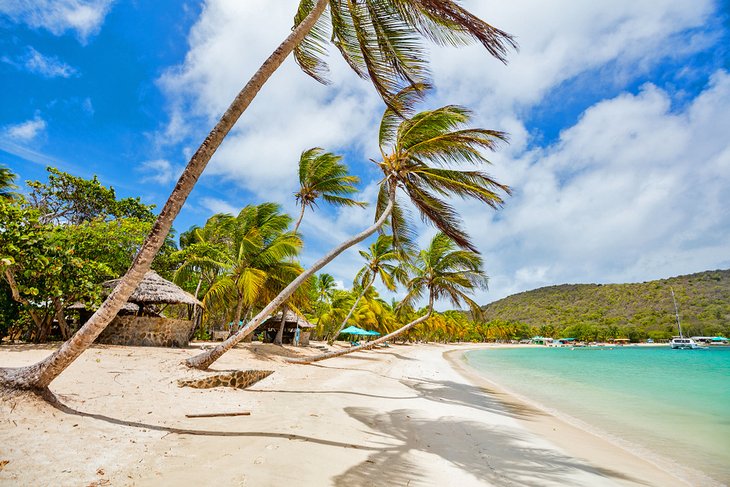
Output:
[
  {"xmin": 95, "ymin": 271, "xmax": 202, "ymax": 348},
  {"xmin": 252, "ymin": 309, "xmax": 314, "ymax": 345},
  {"xmin": 265, "ymin": 309, "xmax": 315, "ymax": 329},
  {"xmin": 102, "ymin": 271, "xmax": 202, "ymax": 308}
]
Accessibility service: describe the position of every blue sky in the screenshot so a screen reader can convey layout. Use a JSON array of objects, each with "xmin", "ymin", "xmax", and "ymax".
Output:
[{"xmin": 2, "ymin": 1, "xmax": 729, "ymax": 307}]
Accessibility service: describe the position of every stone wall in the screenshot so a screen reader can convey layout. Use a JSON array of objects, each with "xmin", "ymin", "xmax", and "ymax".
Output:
[{"xmin": 96, "ymin": 315, "xmax": 193, "ymax": 347}]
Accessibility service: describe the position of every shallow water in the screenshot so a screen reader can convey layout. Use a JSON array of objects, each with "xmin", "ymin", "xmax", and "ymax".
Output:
[{"xmin": 465, "ymin": 346, "xmax": 730, "ymax": 484}]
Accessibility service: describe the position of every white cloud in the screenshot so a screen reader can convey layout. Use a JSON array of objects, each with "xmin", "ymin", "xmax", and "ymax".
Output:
[
  {"xmin": 430, "ymin": 0, "xmax": 715, "ymax": 116},
  {"xmin": 0, "ymin": 0, "xmax": 114, "ymax": 42},
  {"xmin": 465, "ymin": 71, "xmax": 730, "ymax": 303},
  {"xmin": 23, "ymin": 47, "xmax": 78, "ymax": 78},
  {"xmin": 198, "ymin": 197, "xmax": 240, "ymax": 216},
  {"xmin": 4, "ymin": 115, "xmax": 46, "ymax": 141},
  {"xmin": 160, "ymin": 0, "xmax": 728, "ymax": 308},
  {"xmin": 138, "ymin": 159, "xmax": 181, "ymax": 185}
]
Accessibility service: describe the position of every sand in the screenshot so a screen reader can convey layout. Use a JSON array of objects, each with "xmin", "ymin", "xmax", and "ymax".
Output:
[{"xmin": 0, "ymin": 342, "xmax": 691, "ymax": 486}]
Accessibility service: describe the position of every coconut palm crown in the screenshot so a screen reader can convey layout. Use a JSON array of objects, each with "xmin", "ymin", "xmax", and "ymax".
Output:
[
  {"xmin": 294, "ymin": 0, "xmax": 517, "ymax": 104},
  {"xmin": 374, "ymin": 84, "xmax": 512, "ymax": 253},
  {"xmin": 294, "ymin": 147, "xmax": 366, "ymax": 232},
  {"xmin": 399, "ymin": 232, "xmax": 488, "ymax": 318}
]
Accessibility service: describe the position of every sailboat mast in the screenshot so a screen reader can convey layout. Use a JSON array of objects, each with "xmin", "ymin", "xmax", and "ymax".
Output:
[{"xmin": 670, "ymin": 286, "xmax": 683, "ymax": 338}]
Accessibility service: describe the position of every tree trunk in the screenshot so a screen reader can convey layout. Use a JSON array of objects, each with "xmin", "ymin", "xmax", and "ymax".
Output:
[
  {"xmin": 53, "ymin": 298, "xmax": 71, "ymax": 341},
  {"xmin": 0, "ymin": 0, "xmax": 330, "ymax": 392},
  {"xmin": 274, "ymin": 304, "xmax": 288, "ymax": 345},
  {"xmin": 287, "ymin": 304, "xmax": 434, "ymax": 365},
  {"xmin": 3, "ymin": 268, "xmax": 44, "ymax": 333},
  {"xmin": 327, "ymin": 277, "xmax": 373, "ymax": 345},
  {"xmin": 293, "ymin": 205, "xmax": 306, "ymax": 234},
  {"xmin": 184, "ymin": 188, "xmax": 396, "ymax": 370}
]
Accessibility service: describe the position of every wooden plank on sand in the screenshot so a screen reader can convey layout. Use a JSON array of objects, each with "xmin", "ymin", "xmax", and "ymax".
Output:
[{"xmin": 185, "ymin": 411, "xmax": 251, "ymax": 418}]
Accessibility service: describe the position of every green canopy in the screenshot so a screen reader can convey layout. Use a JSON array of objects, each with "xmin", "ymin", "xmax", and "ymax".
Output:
[
  {"xmin": 365, "ymin": 330, "xmax": 381, "ymax": 336},
  {"xmin": 339, "ymin": 325, "xmax": 370, "ymax": 335}
]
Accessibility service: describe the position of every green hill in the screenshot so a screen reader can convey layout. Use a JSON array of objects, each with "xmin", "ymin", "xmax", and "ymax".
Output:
[{"xmin": 481, "ymin": 269, "xmax": 730, "ymax": 340}]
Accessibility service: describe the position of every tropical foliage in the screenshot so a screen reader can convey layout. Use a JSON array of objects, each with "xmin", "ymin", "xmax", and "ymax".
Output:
[
  {"xmin": 0, "ymin": 0, "xmax": 517, "ymax": 390},
  {"xmin": 0, "ymin": 168, "xmax": 161, "ymax": 341},
  {"xmin": 293, "ymin": 147, "xmax": 365, "ymax": 232}
]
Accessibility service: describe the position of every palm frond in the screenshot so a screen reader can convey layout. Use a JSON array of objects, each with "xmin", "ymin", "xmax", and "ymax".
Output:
[{"xmin": 294, "ymin": 0, "xmax": 332, "ymax": 84}]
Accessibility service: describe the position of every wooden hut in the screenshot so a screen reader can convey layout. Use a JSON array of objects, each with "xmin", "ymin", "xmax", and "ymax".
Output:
[
  {"xmin": 95, "ymin": 271, "xmax": 203, "ymax": 347},
  {"xmin": 254, "ymin": 309, "xmax": 315, "ymax": 345}
]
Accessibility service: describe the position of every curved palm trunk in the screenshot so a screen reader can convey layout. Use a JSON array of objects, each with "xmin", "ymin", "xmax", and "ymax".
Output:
[
  {"xmin": 287, "ymin": 300, "xmax": 434, "ymax": 364},
  {"xmin": 327, "ymin": 276, "xmax": 374, "ymax": 345},
  {"xmin": 0, "ymin": 0, "xmax": 330, "ymax": 392},
  {"xmin": 185, "ymin": 189, "xmax": 396, "ymax": 370}
]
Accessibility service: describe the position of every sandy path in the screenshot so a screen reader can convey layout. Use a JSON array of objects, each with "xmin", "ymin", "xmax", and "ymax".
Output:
[{"xmin": 0, "ymin": 343, "xmax": 688, "ymax": 486}]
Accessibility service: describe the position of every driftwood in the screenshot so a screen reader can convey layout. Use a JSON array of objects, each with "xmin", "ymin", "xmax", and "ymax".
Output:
[{"xmin": 185, "ymin": 411, "xmax": 251, "ymax": 418}]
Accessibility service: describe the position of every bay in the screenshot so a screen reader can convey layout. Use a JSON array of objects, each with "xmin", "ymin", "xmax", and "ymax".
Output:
[{"xmin": 465, "ymin": 346, "xmax": 730, "ymax": 484}]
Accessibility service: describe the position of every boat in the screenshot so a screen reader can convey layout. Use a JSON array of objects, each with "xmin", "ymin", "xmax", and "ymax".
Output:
[
  {"xmin": 669, "ymin": 287, "xmax": 706, "ymax": 350},
  {"xmin": 670, "ymin": 336, "xmax": 704, "ymax": 349}
]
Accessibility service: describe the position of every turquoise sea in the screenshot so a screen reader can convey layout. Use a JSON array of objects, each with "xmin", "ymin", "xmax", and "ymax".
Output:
[{"xmin": 465, "ymin": 346, "xmax": 730, "ymax": 485}]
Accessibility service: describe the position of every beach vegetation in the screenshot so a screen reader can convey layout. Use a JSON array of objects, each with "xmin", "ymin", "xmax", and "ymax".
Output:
[
  {"xmin": 289, "ymin": 231, "xmax": 489, "ymax": 363},
  {"xmin": 0, "ymin": 0, "xmax": 515, "ymax": 391},
  {"xmin": 0, "ymin": 169, "xmax": 160, "ymax": 343},
  {"xmin": 184, "ymin": 86, "xmax": 509, "ymax": 369},
  {"xmin": 293, "ymin": 147, "xmax": 366, "ymax": 233},
  {"xmin": 326, "ymin": 234, "xmax": 407, "ymax": 344}
]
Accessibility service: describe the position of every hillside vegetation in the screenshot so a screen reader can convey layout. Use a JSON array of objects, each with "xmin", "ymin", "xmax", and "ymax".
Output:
[{"xmin": 481, "ymin": 270, "xmax": 730, "ymax": 340}]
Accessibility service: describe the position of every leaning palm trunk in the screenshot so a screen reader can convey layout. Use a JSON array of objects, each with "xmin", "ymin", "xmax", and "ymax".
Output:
[
  {"xmin": 185, "ymin": 190, "xmax": 396, "ymax": 369},
  {"xmin": 0, "ymin": 0, "xmax": 330, "ymax": 392},
  {"xmin": 327, "ymin": 277, "xmax": 374, "ymax": 345},
  {"xmin": 287, "ymin": 301, "xmax": 434, "ymax": 364}
]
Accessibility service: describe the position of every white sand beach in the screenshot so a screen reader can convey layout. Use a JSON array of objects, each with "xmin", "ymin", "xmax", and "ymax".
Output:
[{"xmin": 0, "ymin": 342, "xmax": 689, "ymax": 486}]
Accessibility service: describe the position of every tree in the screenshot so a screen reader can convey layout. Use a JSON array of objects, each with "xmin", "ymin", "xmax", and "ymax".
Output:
[
  {"xmin": 0, "ymin": 165, "xmax": 19, "ymax": 200},
  {"xmin": 27, "ymin": 166, "xmax": 154, "ymax": 225},
  {"xmin": 202, "ymin": 203, "xmax": 303, "ymax": 332},
  {"xmin": 289, "ymin": 232, "xmax": 488, "ymax": 363},
  {"xmin": 328, "ymin": 234, "xmax": 405, "ymax": 344},
  {"xmin": 185, "ymin": 86, "xmax": 509, "ymax": 369},
  {"xmin": 0, "ymin": 1, "xmax": 513, "ymax": 390},
  {"xmin": 293, "ymin": 147, "xmax": 365, "ymax": 233},
  {"xmin": 0, "ymin": 199, "xmax": 151, "ymax": 341}
]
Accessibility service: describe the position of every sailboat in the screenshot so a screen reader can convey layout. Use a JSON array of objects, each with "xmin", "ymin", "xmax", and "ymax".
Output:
[{"xmin": 668, "ymin": 287, "xmax": 705, "ymax": 350}]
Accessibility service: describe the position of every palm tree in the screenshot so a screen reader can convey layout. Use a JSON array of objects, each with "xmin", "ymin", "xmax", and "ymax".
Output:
[
  {"xmin": 202, "ymin": 203, "xmax": 303, "ymax": 331},
  {"xmin": 328, "ymin": 234, "xmax": 405, "ymax": 344},
  {"xmin": 173, "ymin": 213, "xmax": 236, "ymax": 300},
  {"xmin": 289, "ymin": 232, "xmax": 488, "ymax": 363},
  {"xmin": 0, "ymin": 165, "xmax": 18, "ymax": 200},
  {"xmin": 0, "ymin": 4, "xmax": 514, "ymax": 390},
  {"xmin": 184, "ymin": 87, "xmax": 509, "ymax": 369},
  {"xmin": 293, "ymin": 148, "xmax": 366, "ymax": 233}
]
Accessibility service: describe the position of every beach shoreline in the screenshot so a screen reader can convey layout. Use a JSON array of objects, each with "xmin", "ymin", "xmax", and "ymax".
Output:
[
  {"xmin": 446, "ymin": 345, "xmax": 723, "ymax": 487},
  {"xmin": 0, "ymin": 342, "xmax": 709, "ymax": 486}
]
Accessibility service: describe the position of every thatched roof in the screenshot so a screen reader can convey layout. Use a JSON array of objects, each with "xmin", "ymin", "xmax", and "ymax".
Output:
[
  {"xmin": 102, "ymin": 271, "xmax": 202, "ymax": 307},
  {"xmin": 263, "ymin": 309, "xmax": 315, "ymax": 329}
]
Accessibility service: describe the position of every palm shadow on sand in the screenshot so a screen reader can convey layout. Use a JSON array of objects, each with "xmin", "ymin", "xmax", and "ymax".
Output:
[{"xmin": 333, "ymin": 407, "xmax": 650, "ymax": 487}]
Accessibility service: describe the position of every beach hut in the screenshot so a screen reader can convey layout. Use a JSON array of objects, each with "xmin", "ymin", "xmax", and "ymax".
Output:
[
  {"xmin": 94, "ymin": 271, "xmax": 203, "ymax": 347},
  {"xmin": 253, "ymin": 309, "xmax": 315, "ymax": 345}
]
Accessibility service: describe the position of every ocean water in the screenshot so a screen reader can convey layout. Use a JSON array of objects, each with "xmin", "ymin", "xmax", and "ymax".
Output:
[{"xmin": 465, "ymin": 346, "xmax": 730, "ymax": 484}]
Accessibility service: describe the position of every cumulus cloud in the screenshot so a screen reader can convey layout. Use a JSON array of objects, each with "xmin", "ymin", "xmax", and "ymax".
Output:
[
  {"xmin": 138, "ymin": 159, "xmax": 181, "ymax": 185},
  {"xmin": 158, "ymin": 0, "xmax": 728, "ymax": 307},
  {"xmin": 3, "ymin": 115, "xmax": 47, "ymax": 141},
  {"xmin": 0, "ymin": 0, "xmax": 114, "ymax": 42},
  {"xmin": 465, "ymin": 71, "xmax": 730, "ymax": 302}
]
